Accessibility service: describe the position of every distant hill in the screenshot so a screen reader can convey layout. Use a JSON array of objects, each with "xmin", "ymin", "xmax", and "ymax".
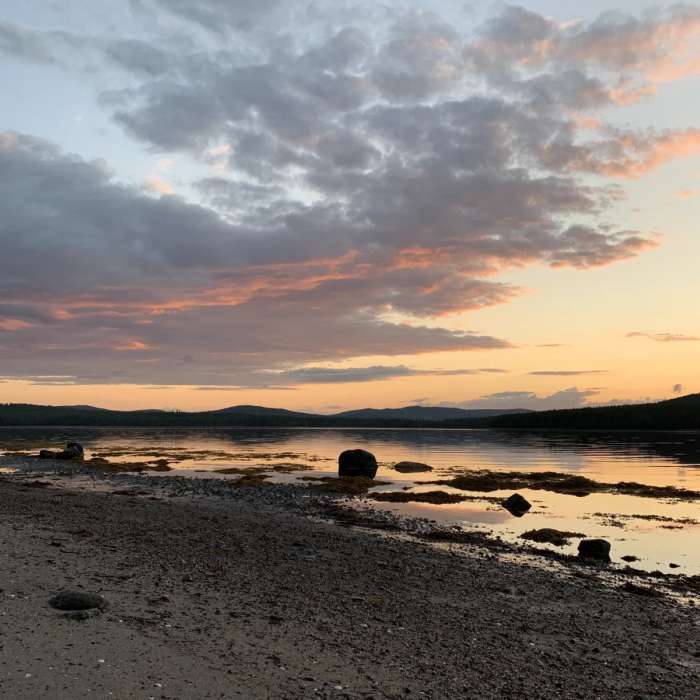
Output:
[
  {"xmin": 477, "ymin": 393, "xmax": 700, "ymax": 430},
  {"xmin": 1, "ymin": 396, "xmax": 698, "ymax": 430},
  {"xmin": 0, "ymin": 402, "xmax": 526, "ymax": 428},
  {"xmin": 215, "ymin": 405, "xmax": 312, "ymax": 417},
  {"xmin": 334, "ymin": 406, "xmax": 531, "ymax": 422}
]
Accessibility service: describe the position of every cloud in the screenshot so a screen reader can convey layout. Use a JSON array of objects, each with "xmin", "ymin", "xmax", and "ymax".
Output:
[
  {"xmin": 2, "ymin": 3, "xmax": 694, "ymax": 389},
  {"xmin": 262, "ymin": 365, "xmax": 506, "ymax": 385},
  {"xmin": 528, "ymin": 370, "xmax": 607, "ymax": 376},
  {"xmin": 2, "ymin": 129, "xmax": 654, "ymax": 385},
  {"xmin": 627, "ymin": 332, "xmax": 699, "ymax": 343},
  {"xmin": 104, "ymin": 39, "xmax": 170, "ymax": 76},
  {"xmin": 0, "ymin": 22, "xmax": 58, "ymax": 63},
  {"xmin": 448, "ymin": 386, "xmax": 602, "ymax": 411},
  {"xmin": 132, "ymin": 0, "xmax": 284, "ymax": 34},
  {"xmin": 464, "ymin": 5, "xmax": 700, "ymax": 92}
]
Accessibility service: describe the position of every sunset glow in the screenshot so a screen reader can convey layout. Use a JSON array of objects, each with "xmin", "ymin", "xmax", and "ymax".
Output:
[{"xmin": 1, "ymin": 0, "xmax": 698, "ymax": 411}]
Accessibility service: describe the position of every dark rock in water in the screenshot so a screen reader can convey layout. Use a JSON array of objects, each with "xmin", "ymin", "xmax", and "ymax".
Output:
[
  {"xmin": 503, "ymin": 493, "xmax": 531, "ymax": 517},
  {"xmin": 338, "ymin": 449, "xmax": 378, "ymax": 479},
  {"xmin": 393, "ymin": 461, "xmax": 433, "ymax": 473},
  {"xmin": 49, "ymin": 591, "xmax": 107, "ymax": 611},
  {"xmin": 578, "ymin": 539, "xmax": 611, "ymax": 562},
  {"xmin": 39, "ymin": 442, "xmax": 84, "ymax": 461},
  {"xmin": 621, "ymin": 555, "xmax": 639, "ymax": 563}
]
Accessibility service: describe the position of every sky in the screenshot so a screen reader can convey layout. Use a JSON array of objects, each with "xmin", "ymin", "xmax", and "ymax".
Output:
[{"xmin": 0, "ymin": 0, "xmax": 699, "ymax": 412}]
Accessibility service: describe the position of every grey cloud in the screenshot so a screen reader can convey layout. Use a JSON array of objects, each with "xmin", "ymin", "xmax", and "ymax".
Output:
[
  {"xmin": 194, "ymin": 386, "xmax": 299, "ymax": 392},
  {"xmin": 559, "ymin": 5, "xmax": 700, "ymax": 71},
  {"xmin": 627, "ymin": 332, "xmax": 699, "ymax": 343},
  {"xmin": 104, "ymin": 39, "xmax": 170, "ymax": 76},
  {"xmin": 263, "ymin": 365, "xmax": 504, "ymax": 385},
  {"xmin": 452, "ymin": 387, "xmax": 601, "ymax": 410},
  {"xmin": 466, "ymin": 4, "xmax": 700, "ymax": 80},
  {"xmin": 0, "ymin": 22, "xmax": 90, "ymax": 66},
  {"xmin": 371, "ymin": 13, "xmax": 463, "ymax": 101},
  {"xmin": 134, "ymin": 0, "xmax": 284, "ymax": 34},
  {"xmin": 528, "ymin": 370, "xmax": 607, "ymax": 376},
  {"xmin": 0, "ymin": 21, "xmax": 176, "ymax": 79},
  {"xmin": 0, "ymin": 22, "xmax": 57, "ymax": 63}
]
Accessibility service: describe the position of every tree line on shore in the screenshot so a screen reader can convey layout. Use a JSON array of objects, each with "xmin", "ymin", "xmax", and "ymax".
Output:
[{"xmin": 0, "ymin": 392, "xmax": 699, "ymax": 429}]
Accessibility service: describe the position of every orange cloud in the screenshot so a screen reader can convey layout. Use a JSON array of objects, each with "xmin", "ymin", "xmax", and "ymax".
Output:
[
  {"xmin": 0, "ymin": 319, "xmax": 32, "ymax": 331},
  {"xmin": 114, "ymin": 340, "xmax": 153, "ymax": 351},
  {"xmin": 600, "ymin": 129, "xmax": 700, "ymax": 179}
]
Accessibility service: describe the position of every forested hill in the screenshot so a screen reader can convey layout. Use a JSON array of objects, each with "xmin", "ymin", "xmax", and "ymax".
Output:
[
  {"xmin": 474, "ymin": 393, "xmax": 700, "ymax": 430},
  {"xmin": 0, "ymin": 403, "xmax": 517, "ymax": 428},
  {"xmin": 0, "ymin": 395, "xmax": 698, "ymax": 429}
]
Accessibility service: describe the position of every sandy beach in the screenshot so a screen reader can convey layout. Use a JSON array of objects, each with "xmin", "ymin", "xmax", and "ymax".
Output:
[{"xmin": 0, "ymin": 460, "xmax": 698, "ymax": 700}]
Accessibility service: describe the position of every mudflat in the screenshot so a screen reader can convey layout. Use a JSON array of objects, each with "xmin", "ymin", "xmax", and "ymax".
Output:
[{"xmin": 0, "ymin": 473, "xmax": 698, "ymax": 699}]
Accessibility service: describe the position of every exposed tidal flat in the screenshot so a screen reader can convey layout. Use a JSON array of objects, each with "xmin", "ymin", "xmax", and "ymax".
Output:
[{"xmin": 0, "ymin": 429, "xmax": 699, "ymax": 698}]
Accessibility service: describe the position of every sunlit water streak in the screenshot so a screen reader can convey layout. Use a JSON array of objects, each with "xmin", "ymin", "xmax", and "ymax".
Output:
[{"xmin": 1, "ymin": 427, "xmax": 699, "ymax": 574}]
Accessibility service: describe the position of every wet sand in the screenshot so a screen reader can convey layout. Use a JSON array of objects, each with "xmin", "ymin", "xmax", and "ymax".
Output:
[{"xmin": 0, "ymin": 469, "xmax": 699, "ymax": 699}]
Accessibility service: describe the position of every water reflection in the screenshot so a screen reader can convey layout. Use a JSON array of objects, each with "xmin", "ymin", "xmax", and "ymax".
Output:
[{"xmin": 1, "ymin": 426, "xmax": 699, "ymax": 474}]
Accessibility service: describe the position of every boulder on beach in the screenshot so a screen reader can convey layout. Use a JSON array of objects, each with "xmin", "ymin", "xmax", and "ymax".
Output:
[
  {"xmin": 39, "ymin": 442, "xmax": 85, "ymax": 461},
  {"xmin": 503, "ymin": 493, "xmax": 531, "ymax": 517},
  {"xmin": 578, "ymin": 538, "xmax": 611, "ymax": 562},
  {"xmin": 49, "ymin": 591, "xmax": 108, "ymax": 611},
  {"xmin": 338, "ymin": 449, "xmax": 378, "ymax": 479},
  {"xmin": 393, "ymin": 461, "xmax": 433, "ymax": 473}
]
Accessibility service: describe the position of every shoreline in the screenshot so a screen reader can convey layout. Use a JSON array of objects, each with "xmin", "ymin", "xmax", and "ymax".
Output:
[
  {"xmin": 1, "ymin": 461, "xmax": 699, "ymax": 698},
  {"xmin": 2, "ymin": 424, "xmax": 700, "ymax": 433}
]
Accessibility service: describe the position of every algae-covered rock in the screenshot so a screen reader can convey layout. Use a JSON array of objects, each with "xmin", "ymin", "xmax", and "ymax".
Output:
[
  {"xmin": 578, "ymin": 538, "xmax": 611, "ymax": 562},
  {"xmin": 520, "ymin": 528, "xmax": 585, "ymax": 547},
  {"xmin": 39, "ymin": 442, "xmax": 84, "ymax": 461},
  {"xmin": 394, "ymin": 461, "xmax": 433, "ymax": 473}
]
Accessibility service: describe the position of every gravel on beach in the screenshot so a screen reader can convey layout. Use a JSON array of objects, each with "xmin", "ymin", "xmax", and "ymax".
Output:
[{"xmin": 0, "ymin": 458, "xmax": 699, "ymax": 699}]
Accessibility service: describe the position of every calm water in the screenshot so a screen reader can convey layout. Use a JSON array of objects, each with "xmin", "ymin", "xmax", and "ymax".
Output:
[{"xmin": 1, "ymin": 427, "xmax": 699, "ymax": 574}]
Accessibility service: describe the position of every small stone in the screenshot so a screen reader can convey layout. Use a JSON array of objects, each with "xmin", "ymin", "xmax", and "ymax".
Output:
[{"xmin": 49, "ymin": 591, "xmax": 108, "ymax": 612}]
